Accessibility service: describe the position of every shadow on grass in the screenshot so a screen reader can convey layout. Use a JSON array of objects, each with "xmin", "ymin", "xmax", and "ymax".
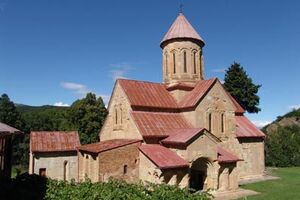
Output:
[{"xmin": 0, "ymin": 173, "xmax": 47, "ymax": 200}]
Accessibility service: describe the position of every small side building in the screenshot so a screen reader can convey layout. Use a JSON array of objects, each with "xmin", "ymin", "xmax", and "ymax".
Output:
[
  {"xmin": 0, "ymin": 122, "xmax": 22, "ymax": 180},
  {"xmin": 77, "ymin": 139, "xmax": 141, "ymax": 183},
  {"xmin": 29, "ymin": 131, "xmax": 80, "ymax": 181}
]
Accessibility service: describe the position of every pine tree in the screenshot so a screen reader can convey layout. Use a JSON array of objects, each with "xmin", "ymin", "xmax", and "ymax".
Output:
[
  {"xmin": 224, "ymin": 62, "xmax": 261, "ymax": 113},
  {"xmin": 0, "ymin": 94, "xmax": 23, "ymax": 128}
]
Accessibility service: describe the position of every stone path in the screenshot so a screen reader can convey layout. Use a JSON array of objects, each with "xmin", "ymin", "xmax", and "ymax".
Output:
[{"xmin": 211, "ymin": 188, "xmax": 259, "ymax": 200}]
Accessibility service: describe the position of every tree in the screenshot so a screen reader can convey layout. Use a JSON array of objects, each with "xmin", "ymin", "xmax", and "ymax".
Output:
[
  {"xmin": 223, "ymin": 62, "xmax": 261, "ymax": 113},
  {"xmin": 68, "ymin": 93, "xmax": 108, "ymax": 144},
  {"xmin": 265, "ymin": 125, "xmax": 300, "ymax": 167},
  {"xmin": 0, "ymin": 94, "xmax": 23, "ymax": 129},
  {"xmin": 0, "ymin": 94, "xmax": 27, "ymax": 165}
]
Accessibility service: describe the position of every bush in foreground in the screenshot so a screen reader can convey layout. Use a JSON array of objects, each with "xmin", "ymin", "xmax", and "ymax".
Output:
[
  {"xmin": 0, "ymin": 174, "xmax": 212, "ymax": 200},
  {"xmin": 46, "ymin": 178, "xmax": 212, "ymax": 200}
]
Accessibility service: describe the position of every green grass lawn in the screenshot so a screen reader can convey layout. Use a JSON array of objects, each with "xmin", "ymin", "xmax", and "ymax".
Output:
[{"xmin": 240, "ymin": 167, "xmax": 300, "ymax": 200}]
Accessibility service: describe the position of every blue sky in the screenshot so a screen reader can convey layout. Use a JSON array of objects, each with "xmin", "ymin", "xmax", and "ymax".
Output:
[{"xmin": 1, "ymin": 0, "xmax": 300, "ymax": 127}]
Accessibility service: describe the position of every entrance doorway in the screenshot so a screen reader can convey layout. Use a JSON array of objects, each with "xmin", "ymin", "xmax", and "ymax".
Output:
[
  {"xmin": 189, "ymin": 157, "xmax": 211, "ymax": 191},
  {"xmin": 189, "ymin": 169, "xmax": 206, "ymax": 191}
]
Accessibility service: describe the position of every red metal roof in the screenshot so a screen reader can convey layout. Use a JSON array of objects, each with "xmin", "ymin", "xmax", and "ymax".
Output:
[
  {"xmin": 30, "ymin": 131, "xmax": 80, "ymax": 152},
  {"xmin": 227, "ymin": 93, "xmax": 245, "ymax": 114},
  {"xmin": 78, "ymin": 139, "xmax": 141, "ymax": 154},
  {"xmin": 139, "ymin": 144, "xmax": 189, "ymax": 169},
  {"xmin": 118, "ymin": 79, "xmax": 178, "ymax": 110},
  {"xmin": 179, "ymin": 78, "xmax": 217, "ymax": 108},
  {"xmin": 235, "ymin": 116, "xmax": 265, "ymax": 138},
  {"xmin": 160, "ymin": 13, "xmax": 204, "ymax": 47},
  {"xmin": 161, "ymin": 128, "xmax": 205, "ymax": 146},
  {"xmin": 217, "ymin": 147, "xmax": 241, "ymax": 163},
  {"xmin": 0, "ymin": 122, "xmax": 22, "ymax": 136},
  {"xmin": 131, "ymin": 111, "xmax": 192, "ymax": 138}
]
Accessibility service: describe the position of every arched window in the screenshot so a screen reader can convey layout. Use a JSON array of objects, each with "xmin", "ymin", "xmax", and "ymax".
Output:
[
  {"xmin": 173, "ymin": 52, "xmax": 176, "ymax": 73},
  {"xmin": 115, "ymin": 108, "xmax": 118, "ymax": 125},
  {"xmin": 120, "ymin": 108, "xmax": 123, "ymax": 124},
  {"xmin": 199, "ymin": 51, "xmax": 203, "ymax": 76},
  {"xmin": 208, "ymin": 113, "xmax": 212, "ymax": 132},
  {"xmin": 193, "ymin": 51, "xmax": 197, "ymax": 74},
  {"xmin": 165, "ymin": 53, "xmax": 168, "ymax": 75},
  {"xmin": 85, "ymin": 155, "xmax": 89, "ymax": 177},
  {"xmin": 183, "ymin": 51, "xmax": 187, "ymax": 73},
  {"xmin": 123, "ymin": 165, "xmax": 128, "ymax": 174},
  {"xmin": 63, "ymin": 161, "xmax": 68, "ymax": 181},
  {"xmin": 221, "ymin": 113, "xmax": 225, "ymax": 133}
]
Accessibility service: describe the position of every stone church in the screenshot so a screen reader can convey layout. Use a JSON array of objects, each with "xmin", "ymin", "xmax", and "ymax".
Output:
[{"xmin": 76, "ymin": 12, "xmax": 266, "ymax": 192}]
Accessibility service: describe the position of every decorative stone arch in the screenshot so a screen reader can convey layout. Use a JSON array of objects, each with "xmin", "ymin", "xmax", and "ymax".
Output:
[{"xmin": 189, "ymin": 157, "xmax": 213, "ymax": 191}]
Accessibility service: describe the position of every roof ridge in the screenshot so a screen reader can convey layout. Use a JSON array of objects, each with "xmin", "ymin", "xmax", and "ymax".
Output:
[{"xmin": 118, "ymin": 78, "xmax": 163, "ymax": 86}]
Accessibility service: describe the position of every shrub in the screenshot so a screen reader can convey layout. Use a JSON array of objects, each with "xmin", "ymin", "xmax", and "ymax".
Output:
[
  {"xmin": 45, "ymin": 179, "xmax": 212, "ymax": 200},
  {"xmin": 265, "ymin": 125, "xmax": 300, "ymax": 167}
]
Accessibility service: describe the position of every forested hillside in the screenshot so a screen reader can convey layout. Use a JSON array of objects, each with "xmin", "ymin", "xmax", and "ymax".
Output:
[
  {"xmin": 263, "ymin": 108, "xmax": 300, "ymax": 167},
  {"xmin": 263, "ymin": 108, "xmax": 300, "ymax": 134},
  {"xmin": 0, "ymin": 93, "xmax": 107, "ymax": 167}
]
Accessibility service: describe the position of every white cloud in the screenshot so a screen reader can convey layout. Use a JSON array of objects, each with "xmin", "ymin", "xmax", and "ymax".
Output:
[
  {"xmin": 54, "ymin": 102, "xmax": 70, "ymax": 107},
  {"xmin": 109, "ymin": 62, "xmax": 133, "ymax": 81},
  {"xmin": 288, "ymin": 105, "xmax": 300, "ymax": 110},
  {"xmin": 211, "ymin": 68, "xmax": 226, "ymax": 73},
  {"xmin": 60, "ymin": 82, "xmax": 90, "ymax": 97},
  {"xmin": 110, "ymin": 69, "xmax": 127, "ymax": 80},
  {"xmin": 251, "ymin": 120, "xmax": 272, "ymax": 128},
  {"xmin": 60, "ymin": 81, "xmax": 110, "ymax": 105}
]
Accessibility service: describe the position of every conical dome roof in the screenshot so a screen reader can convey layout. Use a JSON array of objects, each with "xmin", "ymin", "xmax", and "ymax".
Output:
[{"xmin": 160, "ymin": 13, "xmax": 204, "ymax": 47}]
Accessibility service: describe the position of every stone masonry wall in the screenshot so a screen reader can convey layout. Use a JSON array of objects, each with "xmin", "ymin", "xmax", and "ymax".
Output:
[
  {"xmin": 32, "ymin": 151, "xmax": 78, "ymax": 181},
  {"xmin": 98, "ymin": 142, "xmax": 141, "ymax": 183},
  {"xmin": 100, "ymin": 83, "xmax": 142, "ymax": 141},
  {"xmin": 182, "ymin": 81, "xmax": 236, "ymax": 139}
]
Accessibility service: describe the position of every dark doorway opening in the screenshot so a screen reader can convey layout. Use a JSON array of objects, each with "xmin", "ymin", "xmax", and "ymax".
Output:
[
  {"xmin": 39, "ymin": 168, "xmax": 46, "ymax": 177},
  {"xmin": 189, "ymin": 157, "xmax": 211, "ymax": 191},
  {"xmin": 189, "ymin": 169, "xmax": 206, "ymax": 191}
]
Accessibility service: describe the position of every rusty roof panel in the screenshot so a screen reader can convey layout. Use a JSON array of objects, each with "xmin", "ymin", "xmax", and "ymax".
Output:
[
  {"xmin": 0, "ymin": 122, "xmax": 22, "ymax": 136},
  {"xmin": 78, "ymin": 139, "xmax": 141, "ymax": 154},
  {"xmin": 139, "ymin": 144, "xmax": 189, "ymax": 169},
  {"xmin": 161, "ymin": 128, "xmax": 204, "ymax": 145},
  {"xmin": 236, "ymin": 116, "xmax": 265, "ymax": 138},
  {"xmin": 118, "ymin": 79, "xmax": 178, "ymax": 110},
  {"xmin": 179, "ymin": 78, "xmax": 216, "ymax": 108},
  {"xmin": 131, "ymin": 111, "xmax": 192, "ymax": 137},
  {"xmin": 30, "ymin": 131, "xmax": 80, "ymax": 152},
  {"xmin": 217, "ymin": 147, "xmax": 242, "ymax": 163}
]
